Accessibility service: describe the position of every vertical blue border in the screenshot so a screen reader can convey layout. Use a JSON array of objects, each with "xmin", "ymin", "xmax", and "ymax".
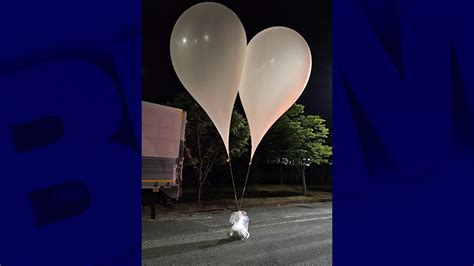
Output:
[
  {"xmin": 0, "ymin": 0, "xmax": 141, "ymax": 265},
  {"xmin": 334, "ymin": 0, "xmax": 474, "ymax": 265}
]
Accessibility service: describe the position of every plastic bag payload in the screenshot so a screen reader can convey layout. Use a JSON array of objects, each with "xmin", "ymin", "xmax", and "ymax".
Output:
[{"xmin": 227, "ymin": 210, "xmax": 250, "ymax": 240}]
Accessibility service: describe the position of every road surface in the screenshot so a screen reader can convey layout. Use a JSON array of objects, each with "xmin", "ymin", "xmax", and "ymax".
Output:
[{"xmin": 142, "ymin": 202, "xmax": 332, "ymax": 265}]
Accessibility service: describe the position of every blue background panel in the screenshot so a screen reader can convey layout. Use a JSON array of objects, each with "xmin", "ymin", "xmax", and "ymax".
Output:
[
  {"xmin": 334, "ymin": 0, "xmax": 474, "ymax": 265},
  {"xmin": 0, "ymin": 0, "xmax": 141, "ymax": 265}
]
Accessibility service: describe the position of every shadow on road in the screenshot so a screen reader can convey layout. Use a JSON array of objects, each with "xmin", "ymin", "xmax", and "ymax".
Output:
[{"xmin": 143, "ymin": 238, "xmax": 235, "ymax": 259}]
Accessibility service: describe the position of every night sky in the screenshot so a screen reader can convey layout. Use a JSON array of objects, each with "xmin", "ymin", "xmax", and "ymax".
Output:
[{"xmin": 143, "ymin": 0, "xmax": 332, "ymax": 129}]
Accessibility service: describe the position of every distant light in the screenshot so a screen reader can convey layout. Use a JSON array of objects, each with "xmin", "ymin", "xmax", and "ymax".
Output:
[
  {"xmin": 270, "ymin": 58, "xmax": 275, "ymax": 63},
  {"xmin": 204, "ymin": 35, "xmax": 209, "ymax": 41},
  {"xmin": 182, "ymin": 38, "xmax": 187, "ymax": 43},
  {"xmin": 194, "ymin": 38, "xmax": 197, "ymax": 43}
]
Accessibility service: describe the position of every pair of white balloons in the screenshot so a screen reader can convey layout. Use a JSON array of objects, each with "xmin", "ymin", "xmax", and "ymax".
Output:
[{"xmin": 170, "ymin": 2, "xmax": 312, "ymax": 161}]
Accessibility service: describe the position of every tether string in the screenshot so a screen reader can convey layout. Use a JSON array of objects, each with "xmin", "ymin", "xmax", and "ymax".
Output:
[
  {"xmin": 238, "ymin": 161, "xmax": 252, "ymax": 210},
  {"xmin": 227, "ymin": 157, "xmax": 239, "ymax": 210}
]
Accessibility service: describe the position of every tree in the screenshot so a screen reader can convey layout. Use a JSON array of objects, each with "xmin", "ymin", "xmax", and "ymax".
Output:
[
  {"xmin": 261, "ymin": 104, "xmax": 332, "ymax": 195},
  {"xmin": 168, "ymin": 93, "xmax": 249, "ymax": 203}
]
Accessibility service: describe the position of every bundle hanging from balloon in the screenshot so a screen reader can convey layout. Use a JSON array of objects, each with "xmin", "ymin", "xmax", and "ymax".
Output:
[
  {"xmin": 228, "ymin": 210, "xmax": 250, "ymax": 240},
  {"xmin": 170, "ymin": 1, "xmax": 312, "ymax": 220}
]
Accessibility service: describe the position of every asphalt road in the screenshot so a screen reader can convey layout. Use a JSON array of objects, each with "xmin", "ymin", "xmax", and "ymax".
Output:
[{"xmin": 142, "ymin": 202, "xmax": 332, "ymax": 265}]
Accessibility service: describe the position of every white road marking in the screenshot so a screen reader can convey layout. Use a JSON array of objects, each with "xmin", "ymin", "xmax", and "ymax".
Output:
[
  {"xmin": 253, "ymin": 215, "xmax": 332, "ymax": 228},
  {"xmin": 146, "ymin": 215, "xmax": 213, "ymax": 222},
  {"xmin": 284, "ymin": 211, "xmax": 332, "ymax": 219}
]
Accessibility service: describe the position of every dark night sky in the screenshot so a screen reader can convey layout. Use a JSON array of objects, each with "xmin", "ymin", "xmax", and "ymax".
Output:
[{"xmin": 143, "ymin": 0, "xmax": 332, "ymax": 129}]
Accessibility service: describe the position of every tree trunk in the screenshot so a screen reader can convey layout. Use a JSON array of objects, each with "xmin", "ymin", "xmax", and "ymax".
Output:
[
  {"xmin": 321, "ymin": 166, "xmax": 325, "ymax": 188},
  {"xmin": 255, "ymin": 158, "xmax": 259, "ymax": 184},
  {"xmin": 289, "ymin": 168, "xmax": 295, "ymax": 185},
  {"xmin": 197, "ymin": 182, "xmax": 203, "ymax": 203},
  {"xmin": 280, "ymin": 164, "xmax": 283, "ymax": 185},
  {"xmin": 302, "ymin": 166, "xmax": 307, "ymax": 196}
]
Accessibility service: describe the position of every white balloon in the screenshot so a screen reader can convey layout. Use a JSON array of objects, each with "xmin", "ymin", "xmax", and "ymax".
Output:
[
  {"xmin": 239, "ymin": 27, "xmax": 312, "ymax": 160},
  {"xmin": 170, "ymin": 2, "xmax": 247, "ymax": 156}
]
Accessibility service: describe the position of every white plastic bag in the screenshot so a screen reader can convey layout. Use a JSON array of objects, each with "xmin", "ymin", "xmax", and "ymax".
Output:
[{"xmin": 227, "ymin": 210, "xmax": 250, "ymax": 240}]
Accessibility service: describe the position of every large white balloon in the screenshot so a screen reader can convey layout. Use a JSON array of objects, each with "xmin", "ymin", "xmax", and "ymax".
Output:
[
  {"xmin": 239, "ymin": 27, "xmax": 312, "ymax": 160},
  {"xmin": 170, "ymin": 2, "xmax": 247, "ymax": 156}
]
